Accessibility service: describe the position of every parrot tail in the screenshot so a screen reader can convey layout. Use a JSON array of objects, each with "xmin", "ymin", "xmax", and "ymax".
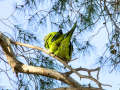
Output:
[{"xmin": 64, "ymin": 21, "xmax": 77, "ymax": 38}]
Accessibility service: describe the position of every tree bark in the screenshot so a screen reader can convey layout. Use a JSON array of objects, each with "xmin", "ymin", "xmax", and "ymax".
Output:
[{"xmin": 0, "ymin": 32, "xmax": 105, "ymax": 90}]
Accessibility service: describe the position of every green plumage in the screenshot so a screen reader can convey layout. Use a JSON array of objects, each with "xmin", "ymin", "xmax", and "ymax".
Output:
[
  {"xmin": 44, "ymin": 22, "xmax": 77, "ymax": 61},
  {"xmin": 44, "ymin": 32, "xmax": 58, "ymax": 49},
  {"xmin": 54, "ymin": 22, "xmax": 77, "ymax": 61},
  {"xmin": 48, "ymin": 34, "xmax": 66, "ymax": 53},
  {"xmin": 51, "ymin": 30, "xmax": 63, "ymax": 42},
  {"xmin": 44, "ymin": 30, "xmax": 63, "ymax": 50}
]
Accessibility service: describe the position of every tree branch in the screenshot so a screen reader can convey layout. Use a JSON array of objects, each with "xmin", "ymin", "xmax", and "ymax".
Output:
[
  {"xmin": 9, "ymin": 38, "xmax": 103, "ymax": 88},
  {"xmin": 9, "ymin": 38, "xmax": 104, "ymax": 88},
  {"xmin": 0, "ymin": 31, "xmax": 82, "ymax": 87},
  {"xmin": 62, "ymin": 67, "xmax": 100, "ymax": 80},
  {"xmin": 0, "ymin": 31, "xmax": 111, "ymax": 89},
  {"xmin": 47, "ymin": 87, "xmax": 104, "ymax": 90}
]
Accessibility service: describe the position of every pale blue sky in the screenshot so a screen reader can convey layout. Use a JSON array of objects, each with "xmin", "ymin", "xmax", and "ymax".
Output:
[{"xmin": 0, "ymin": 0, "xmax": 120, "ymax": 90}]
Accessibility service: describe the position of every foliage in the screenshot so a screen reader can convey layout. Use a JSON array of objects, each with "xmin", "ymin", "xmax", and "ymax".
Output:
[{"xmin": 0, "ymin": 0, "xmax": 120, "ymax": 89}]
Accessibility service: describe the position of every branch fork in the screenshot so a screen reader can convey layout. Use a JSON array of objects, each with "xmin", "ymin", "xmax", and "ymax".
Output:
[{"xmin": 0, "ymin": 31, "xmax": 112, "ymax": 89}]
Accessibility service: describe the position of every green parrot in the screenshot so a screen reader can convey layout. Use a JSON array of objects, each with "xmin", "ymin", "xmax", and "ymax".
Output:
[
  {"xmin": 54, "ymin": 22, "xmax": 77, "ymax": 61},
  {"xmin": 48, "ymin": 33, "xmax": 67, "ymax": 53},
  {"xmin": 44, "ymin": 30, "xmax": 63, "ymax": 50}
]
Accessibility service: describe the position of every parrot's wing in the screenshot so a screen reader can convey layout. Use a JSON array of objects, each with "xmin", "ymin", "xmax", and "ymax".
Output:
[
  {"xmin": 54, "ymin": 37, "xmax": 70, "ymax": 61},
  {"xmin": 54, "ymin": 22, "xmax": 77, "ymax": 61},
  {"xmin": 48, "ymin": 34, "xmax": 66, "ymax": 53},
  {"xmin": 51, "ymin": 30, "xmax": 63, "ymax": 42}
]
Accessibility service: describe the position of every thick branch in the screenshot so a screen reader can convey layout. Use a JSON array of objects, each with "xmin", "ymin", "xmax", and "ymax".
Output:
[
  {"xmin": 16, "ymin": 64, "xmax": 81, "ymax": 87},
  {"xmin": 9, "ymin": 38, "xmax": 103, "ymax": 88},
  {"xmin": 0, "ymin": 32, "xmax": 111, "ymax": 89},
  {"xmin": 0, "ymin": 32, "xmax": 19, "ymax": 73},
  {"xmin": 0, "ymin": 32, "xmax": 81, "ymax": 87}
]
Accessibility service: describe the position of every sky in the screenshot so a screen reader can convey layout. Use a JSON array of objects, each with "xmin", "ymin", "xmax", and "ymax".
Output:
[{"xmin": 0, "ymin": 0, "xmax": 120, "ymax": 90}]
